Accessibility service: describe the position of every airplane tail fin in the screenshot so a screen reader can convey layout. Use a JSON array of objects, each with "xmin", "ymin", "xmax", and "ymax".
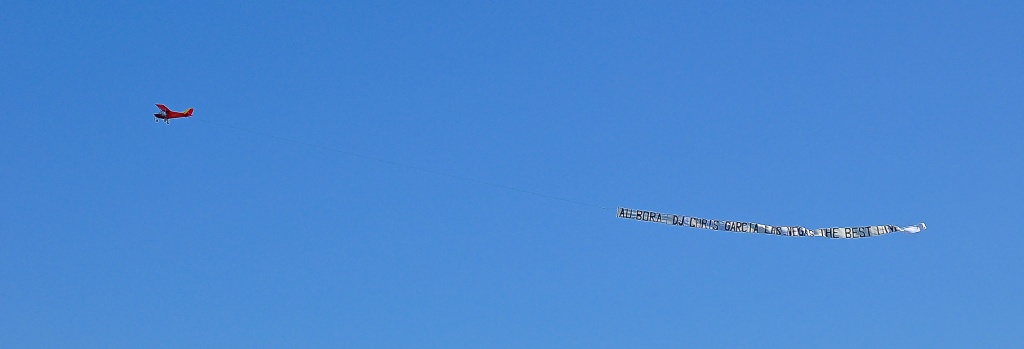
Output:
[{"xmin": 185, "ymin": 108, "xmax": 194, "ymax": 116}]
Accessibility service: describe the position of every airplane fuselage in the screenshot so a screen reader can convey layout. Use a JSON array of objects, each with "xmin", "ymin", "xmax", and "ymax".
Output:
[{"xmin": 154, "ymin": 104, "xmax": 194, "ymax": 124}]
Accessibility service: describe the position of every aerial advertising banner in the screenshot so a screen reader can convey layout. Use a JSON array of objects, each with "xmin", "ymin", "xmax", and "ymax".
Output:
[{"xmin": 617, "ymin": 207, "xmax": 925, "ymax": 239}]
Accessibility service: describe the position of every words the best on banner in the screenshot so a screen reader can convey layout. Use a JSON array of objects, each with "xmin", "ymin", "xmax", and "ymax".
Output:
[{"xmin": 617, "ymin": 207, "xmax": 926, "ymax": 239}]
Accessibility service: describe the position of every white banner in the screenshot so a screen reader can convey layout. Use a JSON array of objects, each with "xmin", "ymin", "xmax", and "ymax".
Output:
[{"xmin": 617, "ymin": 207, "xmax": 926, "ymax": 238}]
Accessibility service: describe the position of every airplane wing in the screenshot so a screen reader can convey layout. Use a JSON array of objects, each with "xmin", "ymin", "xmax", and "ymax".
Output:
[{"xmin": 155, "ymin": 104, "xmax": 171, "ymax": 112}]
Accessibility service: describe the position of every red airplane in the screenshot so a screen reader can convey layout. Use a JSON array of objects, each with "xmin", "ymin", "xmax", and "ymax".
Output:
[{"xmin": 154, "ymin": 104, "xmax": 194, "ymax": 124}]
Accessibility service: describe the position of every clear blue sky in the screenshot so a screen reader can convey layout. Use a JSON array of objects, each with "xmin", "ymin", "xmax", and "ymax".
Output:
[{"xmin": 2, "ymin": 1, "xmax": 1022, "ymax": 347}]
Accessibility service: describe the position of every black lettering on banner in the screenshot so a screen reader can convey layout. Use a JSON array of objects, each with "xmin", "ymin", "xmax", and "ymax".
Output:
[{"xmin": 619, "ymin": 208, "xmax": 919, "ymax": 238}]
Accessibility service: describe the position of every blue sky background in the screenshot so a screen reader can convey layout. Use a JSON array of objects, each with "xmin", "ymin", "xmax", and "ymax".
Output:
[{"xmin": 2, "ymin": 1, "xmax": 1022, "ymax": 347}]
